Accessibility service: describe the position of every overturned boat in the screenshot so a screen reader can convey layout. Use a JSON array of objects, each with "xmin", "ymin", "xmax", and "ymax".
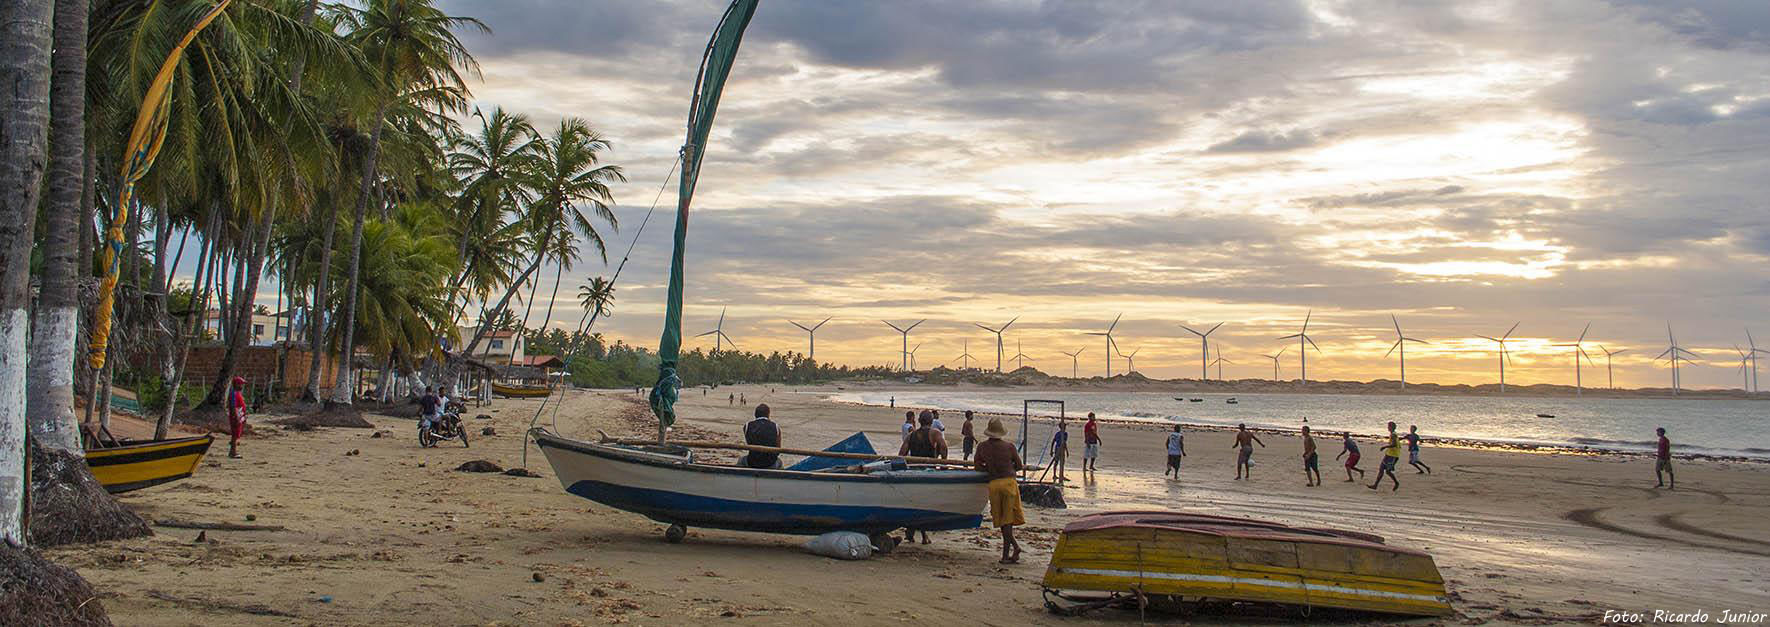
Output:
[
  {"xmin": 1042, "ymin": 511, "xmax": 1451, "ymax": 617},
  {"xmin": 531, "ymin": 430, "xmax": 987, "ymax": 545},
  {"xmin": 85, "ymin": 435, "xmax": 214, "ymax": 494}
]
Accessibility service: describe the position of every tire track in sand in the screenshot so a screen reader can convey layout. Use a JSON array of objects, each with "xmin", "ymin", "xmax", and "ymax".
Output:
[{"xmin": 1563, "ymin": 508, "xmax": 1770, "ymax": 557}]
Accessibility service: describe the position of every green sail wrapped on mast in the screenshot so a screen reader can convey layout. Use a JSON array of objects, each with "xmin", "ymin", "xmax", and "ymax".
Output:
[{"xmin": 650, "ymin": 0, "xmax": 761, "ymax": 440}]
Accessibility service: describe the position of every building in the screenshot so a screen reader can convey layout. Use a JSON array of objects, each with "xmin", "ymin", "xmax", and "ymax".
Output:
[
  {"xmin": 457, "ymin": 327, "xmax": 526, "ymax": 365},
  {"xmin": 203, "ymin": 309, "xmax": 294, "ymax": 347}
]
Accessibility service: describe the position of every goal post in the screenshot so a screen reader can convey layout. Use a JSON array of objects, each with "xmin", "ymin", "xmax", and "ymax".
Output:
[{"xmin": 1021, "ymin": 399, "xmax": 1065, "ymax": 480}]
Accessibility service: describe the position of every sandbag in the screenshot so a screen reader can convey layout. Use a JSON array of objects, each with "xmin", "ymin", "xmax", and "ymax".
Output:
[{"xmin": 802, "ymin": 531, "xmax": 875, "ymax": 560}]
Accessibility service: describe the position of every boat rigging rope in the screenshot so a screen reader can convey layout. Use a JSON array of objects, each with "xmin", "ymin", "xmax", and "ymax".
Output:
[{"xmin": 522, "ymin": 155, "xmax": 682, "ymax": 468}]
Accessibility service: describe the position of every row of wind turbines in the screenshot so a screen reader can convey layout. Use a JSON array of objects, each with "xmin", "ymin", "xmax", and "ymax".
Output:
[{"xmin": 698, "ymin": 308, "xmax": 1769, "ymax": 395}]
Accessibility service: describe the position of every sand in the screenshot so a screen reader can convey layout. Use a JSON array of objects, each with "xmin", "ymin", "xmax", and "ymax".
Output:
[{"xmin": 47, "ymin": 384, "xmax": 1770, "ymax": 625}]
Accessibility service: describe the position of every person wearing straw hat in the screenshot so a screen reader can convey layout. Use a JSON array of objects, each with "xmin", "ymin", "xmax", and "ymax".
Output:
[
  {"xmin": 227, "ymin": 376, "xmax": 250, "ymax": 458},
  {"xmin": 973, "ymin": 417, "xmax": 1025, "ymax": 564}
]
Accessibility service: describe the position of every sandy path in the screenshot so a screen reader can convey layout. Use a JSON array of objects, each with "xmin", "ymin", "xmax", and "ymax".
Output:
[{"xmin": 47, "ymin": 384, "xmax": 1770, "ymax": 625}]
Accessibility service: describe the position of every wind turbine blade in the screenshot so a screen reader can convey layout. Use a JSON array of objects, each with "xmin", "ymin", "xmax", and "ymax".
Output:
[
  {"xmin": 1180, "ymin": 325, "xmax": 1201, "ymax": 337},
  {"xmin": 1475, "ymin": 335, "xmax": 1498, "ymax": 342},
  {"xmin": 1655, "ymin": 347, "xmax": 1674, "ymax": 360},
  {"xmin": 814, "ymin": 317, "xmax": 831, "ymax": 330},
  {"xmin": 695, "ymin": 330, "xmax": 718, "ymax": 337},
  {"xmin": 907, "ymin": 319, "xmax": 926, "ymax": 332},
  {"xmin": 975, "ymin": 323, "xmax": 996, "ymax": 332},
  {"xmin": 789, "ymin": 320, "xmax": 810, "ymax": 332},
  {"xmin": 1384, "ymin": 340, "xmax": 1400, "ymax": 358},
  {"xmin": 1086, "ymin": 332, "xmax": 1108, "ymax": 336},
  {"xmin": 1577, "ymin": 321, "xmax": 1591, "ymax": 343},
  {"xmin": 1502, "ymin": 345, "xmax": 1512, "ymax": 365},
  {"xmin": 1276, "ymin": 346, "xmax": 1286, "ymax": 357},
  {"xmin": 1391, "ymin": 314, "xmax": 1402, "ymax": 337},
  {"xmin": 1305, "ymin": 335, "xmax": 1322, "ymax": 353},
  {"xmin": 1277, "ymin": 333, "xmax": 1302, "ymax": 340},
  {"xmin": 1206, "ymin": 322, "xmax": 1224, "ymax": 336},
  {"xmin": 1581, "ymin": 348, "xmax": 1596, "ymax": 366},
  {"xmin": 1001, "ymin": 316, "xmax": 1018, "ymax": 332},
  {"xmin": 718, "ymin": 308, "xmax": 726, "ymax": 326},
  {"xmin": 1503, "ymin": 322, "xmax": 1520, "ymax": 341},
  {"xmin": 1302, "ymin": 309, "xmax": 1312, "ymax": 333},
  {"xmin": 1405, "ymin": 337, "xmax": 1429, "ymax": 344},
  {"xmin": 882, "ymin": 320, "xmax": 904, "ymax": 333},
  {"xmin": 1108, "ymin": 313, "xmax": 1122, "ymax": 333}
]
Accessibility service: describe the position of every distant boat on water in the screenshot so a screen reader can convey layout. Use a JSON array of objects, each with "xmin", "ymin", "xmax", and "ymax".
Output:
[
  {"xmin": 1536, "ymin": 413, "xmax": 1556, "ymax": 418},
  {"xmin": 1226, "ymin": 397, "xmax": 1239, "ymax": 404}
]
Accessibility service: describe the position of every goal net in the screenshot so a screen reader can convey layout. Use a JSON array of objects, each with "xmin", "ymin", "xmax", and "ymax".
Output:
[{"xmin": 1020, "ymin": 399, "xmax": 1065, "ymax": 480}]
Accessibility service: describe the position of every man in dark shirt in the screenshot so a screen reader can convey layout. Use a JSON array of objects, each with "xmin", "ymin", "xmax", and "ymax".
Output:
[
  {"xmin": 742, "ymin": 404, "xmax": 781, "ymax": 469},
  {"xmin": 1655, "ymin": 427, "xmax": 1674, "ymax": 489},
  {"xmin": 974, "ymin": 417, "xmax": 1024, "ymax": 564},
  {"xmin": 899, "ymin": 410, "xmax": 947, "ymax": 459},
  {"xmin": 960, "ymin": 411, "xmax": 977, "ymax": 461},
  {"xmin": 418, "ymin": 387, "xmax": 440, "ymax": 434}
]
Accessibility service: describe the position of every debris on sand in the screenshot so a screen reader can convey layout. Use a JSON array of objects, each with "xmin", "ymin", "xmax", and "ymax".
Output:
[
  {"xmin": 345, "ymin": 449, "xmax": 361, "ymax": 456},
  {"xmin": 476, "ymin": 414, "xmax": 493, "ymax": 420},
  {"xmin": 29, "ymin": 442, "xmax": 152, "ymax": 547},
  {"xmin": 481, "ymin": 427, "xmax": 497, "ymax": 436},
  {"xmin": 1020, "ymin": 482, "xmax": 1067, "ymax": 509},
  {"xmin": 0, "ymin": 543, "xmax": 112, "ymax": 626},
  {"xmin": 456, "ymin": 460, "xmax": 504, "ymax": 473},
  {"xmin": 532, "ymin": 572, "xmax": 546, "ymax": 583},
  {"xmin": 503, "ymin": 467, "xmax": 542, "ymax": 478},
  {"xmin": 273, "ymin": 405, "xmax": 373, "ymax": 429}
]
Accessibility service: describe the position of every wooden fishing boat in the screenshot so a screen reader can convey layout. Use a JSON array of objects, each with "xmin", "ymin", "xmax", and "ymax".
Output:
[
  {"xmin": 492, "ymin": 382, "xmax": 551, "ymax": 398},
  {"xmin": 85, "ymin": 435, "xmax": 214, "ymax": 494},
  {"xmin": 1042, "ymin": 511, "xmax": 1451, "ymax": 617},
  {"xmin": 531, "ymin": 430, "xmax": 988, "ymax": 543}
]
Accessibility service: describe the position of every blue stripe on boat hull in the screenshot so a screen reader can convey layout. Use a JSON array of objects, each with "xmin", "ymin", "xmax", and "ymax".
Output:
[{"xmin": 565, "ymin": 479, "xmax": 983, "ymax": 535}]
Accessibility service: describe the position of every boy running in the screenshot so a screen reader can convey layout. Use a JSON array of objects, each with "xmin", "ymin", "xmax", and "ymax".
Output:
[
  {"xmin": 1301, "ymin": 425, "xmax": 1320, "ymax": 487},
  {"xmin": 1164, "ymin": 424, "xmax": 1185, "ymax": 479},
  {"xmin": 1337, "ymin": 432, "xmax": 1365, "ymax": 482},
  {"xmin": 1406, "ymin": 424, "xmax": 1431, "ymax": 474},
  {"xmin": 1231, "ymin": 423, "xmax": 1265, "ymax": 480},
  {"xmin": 1369, "ymin": 421, "xmax": 1402, "ymax": 491}
]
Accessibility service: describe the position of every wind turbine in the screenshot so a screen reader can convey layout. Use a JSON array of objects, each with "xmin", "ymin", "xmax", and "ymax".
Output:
[
  {"xmin": 1276, "ymin": 310, "xmax": 1322, "ymax": 385},
  {"xmin": 1210, "ymin": 345, "xmax": 1234, "ymax": 380},
  {"xmin": 954, "ymin": 339, "xmax": 977, "ymax": 371},
  {"xmin": 1552, "ymin": 322, "xmax": 1596, "ymax": 397},
  {"xmin": 881, "ymin": 319, "xmax": 926, "ymax": 372},
  {"xmin": 908, "ymin": 342, "xmax": 924, "ymax": 371},
  {"xmin": 975, "ymin": 317, "xmax": 1018, "ymax": 373},
  {"xmin": 1598, "ymin": 345, "xmax": 1627, "ymax": 390},
  {"xmin": 1475, "ymin": 322, "xmax": 1520, "ymax": 393},
  {"xmin": 695, "ymin": 307, "xmax": 736, "ymax": 352},
  {"xmin": 1118, "ymin": 346, "xmax": 1140, "ymax": 375},
  {"xmin": 1746, "ymin": 328, "xmax": 1766, "ymax": 393},
  {"xmin": 1385, "ymin": 314, "xmax": 1428, "ymax": 389},
  {"xmin": 1655, "ymin": 324, "xmax": 1701, "ymax": 396},
  {"xmin": 1060, "ymin": 347, "xmax": 1086, "ymax": 379},
  {"xmin": 1087, "ymin": 313, "xmax": 1123, "ymax": 377},
  {"xmin": 1010, "ymin": 340, "xmax": 1034, "ymax": 371},
  {"xmin": 1262, "ymin": 347, "xmax": 1286, "ymax": 381},
  {"xmin": 1736, "ymin": 345, "xmax": 1752, "ymax": 391},
  {"xmin": 787, "ymin": 317, "xmax": 832, "ymax": 362},
  {"xmin": 1180, "ymin": 322, "xmax": 1224, "ymax": 380}
]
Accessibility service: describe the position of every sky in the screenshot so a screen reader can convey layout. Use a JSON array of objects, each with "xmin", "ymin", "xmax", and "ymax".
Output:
[{"xmin": 402, "ymin": 0, "xmax": 1770, "ymax": 389}]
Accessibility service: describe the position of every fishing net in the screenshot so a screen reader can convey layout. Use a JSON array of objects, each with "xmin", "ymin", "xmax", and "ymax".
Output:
[{"xmin": 1019, "ymin": 399, "xmax": 1066, "ymax": 479}]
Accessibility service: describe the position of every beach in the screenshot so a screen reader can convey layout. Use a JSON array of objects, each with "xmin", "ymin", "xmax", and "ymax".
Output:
[{"xmin": 51, "ymin": 385, "xmax": 1770, "ymax": 625}]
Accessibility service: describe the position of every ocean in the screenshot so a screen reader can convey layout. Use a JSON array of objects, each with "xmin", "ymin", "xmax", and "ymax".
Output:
[{"xmin": 826, "ymin": 389, "xmax": 1770, "ymax": 460}]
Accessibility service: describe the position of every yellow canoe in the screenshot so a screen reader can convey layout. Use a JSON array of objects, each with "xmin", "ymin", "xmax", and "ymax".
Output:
[
  {"xmin": 85, "ymin": 435, "xmax": 214, "ymax": 494},
  {"xmin": 1042, "ymin": 511, "xmax": 1451, "ymax": 617},
  {"xmin": 492, "ymin": 382, "xmax": 551, "ymax": 398}
]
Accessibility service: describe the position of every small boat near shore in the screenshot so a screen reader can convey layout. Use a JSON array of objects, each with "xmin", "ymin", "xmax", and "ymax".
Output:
[
  {"xmin": 1226, "ymin": 397, "xmax": 1238, "ymax": 404},
  {"xmin": 1536, "ymin": 413, "xmax": 1556, "ymax": 418},
  {"xmin": 492, "ymin": 382, "xmax": 552, "ymax": 398},
  {"xmin": 1042, "ymin": 511, "xmax": 1451, "ymax": 617},
  {"xmin": 84, "ymin": 435, "xmax": 214, "ymax": 494}
]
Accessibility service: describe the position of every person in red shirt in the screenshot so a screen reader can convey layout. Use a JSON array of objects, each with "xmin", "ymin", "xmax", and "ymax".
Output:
[
  {"xmin": 1082, "ymin": 413, "xmax": 1102, "ymax": 473},
  {"xmin": 228, "ymin": 376, "xmax": 249, "ymax": 459},
  {"xmin": 1655, "ymin": 427, "xmax": 1674, "ymax": 490}
]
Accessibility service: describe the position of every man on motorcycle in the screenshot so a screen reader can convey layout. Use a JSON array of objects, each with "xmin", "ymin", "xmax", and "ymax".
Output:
[{"xmin": 418, "ymin": 387, "xmax": 441, "ymax": 433}]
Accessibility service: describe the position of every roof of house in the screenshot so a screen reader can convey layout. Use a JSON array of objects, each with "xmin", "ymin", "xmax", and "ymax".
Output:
[{"xmin": 517, "ymin": 354, "xmax": 564, "ymax": 368}]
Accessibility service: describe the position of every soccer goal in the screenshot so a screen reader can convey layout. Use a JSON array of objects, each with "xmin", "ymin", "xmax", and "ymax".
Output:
[{"xmin": 1021, "ymin": 399, "xmax": 1066, "ymax": 480}]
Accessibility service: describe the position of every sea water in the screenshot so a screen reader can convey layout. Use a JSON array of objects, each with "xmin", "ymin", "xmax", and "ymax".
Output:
[{"xmin": 827, "ymin": 389, "xmax": 1770, "ymax": 460}]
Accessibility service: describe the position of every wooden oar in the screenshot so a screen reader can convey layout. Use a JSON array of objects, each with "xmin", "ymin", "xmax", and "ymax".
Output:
[{"xmin": 598, "ymin": 437, "xmax": 980, "ymax": 468}]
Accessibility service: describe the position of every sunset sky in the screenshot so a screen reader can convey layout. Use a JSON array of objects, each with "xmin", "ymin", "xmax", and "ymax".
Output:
[{"xmin": 421, "ymin": 0, "xmax": 1770, "ymax": 389}]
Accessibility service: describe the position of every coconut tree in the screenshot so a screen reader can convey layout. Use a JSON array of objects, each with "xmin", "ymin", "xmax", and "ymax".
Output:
[
  {"xmin": 329, "ymin": 0, "xmax": 482, "ymax": 405},
  {"xmin": 446, "ymin": 107, "xmax": 537, "ymax": 322},
  {"xmin": 0, "ymin": 0, "xmax": 53, "ymax": 546},
  {"xmin": 570, "ymin": 276, "xmax": 615, "ymax": 356},
  {"xmin": 461, "ymin": 118, "xmax": 623, "ymax": 358},
  {"xmin": 27, "ymin": 0, "xmax": 88, "ymax": 456}
]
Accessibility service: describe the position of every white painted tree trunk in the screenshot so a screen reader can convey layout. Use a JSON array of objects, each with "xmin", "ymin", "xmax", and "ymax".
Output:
[
  {"xmin": 26, "ymin": 308, "xmax": 80, "ymax": 452},
  {"xmin": 0, "ymin": 311, "xmax": 31, "ymax": 543}
]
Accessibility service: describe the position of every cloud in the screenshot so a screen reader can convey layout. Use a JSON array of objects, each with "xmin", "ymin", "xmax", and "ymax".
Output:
[{"xmin": 1206, "ymin": 129, "xmax": 1321, "ymax": 153}]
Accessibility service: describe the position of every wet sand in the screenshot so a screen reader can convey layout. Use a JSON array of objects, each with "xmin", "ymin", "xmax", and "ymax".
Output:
[{"xmin": 50, "ymin": 384, "xmax": 1770, "ymax": 625}]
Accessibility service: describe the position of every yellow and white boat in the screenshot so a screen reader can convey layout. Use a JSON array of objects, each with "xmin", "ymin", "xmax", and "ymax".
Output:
[
  {"xmin": 85, "ymin": 435, "xmax": 214, "ymax": 494},
  {"xmin": 1042, "ymin": 511, "xmax": 1451, "ymax": 617},
  {"xmin": 491, "ymin": 382, "xmax": 551, "ymax": 398}
]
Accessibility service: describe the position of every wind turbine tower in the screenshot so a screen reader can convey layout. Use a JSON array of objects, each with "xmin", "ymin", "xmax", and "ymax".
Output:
[
  {"xmin": 787, "ymin": 317, "xmax": 831, "ymax": 362},
  {"xmin": 695, "ymin": 307, "xmax": 736, "ymax": 352},
  {"xmin": 1211, "ymin": 345, "xmax": 1234, "ymax": 380},
  {"xmin": 908, "ymin": 342, "xmax": 924, "ymax": 371},
  {"xmin": 1598, "ymin": 345, "xmax": 1627, "ymax": 390},
  {"xmin": 1088, "ymin": 314, "xmax": 1123, "ymax": 377},
  {"xmin": 1118, "ymin": 346, "xmax": 1140, "ymax": 375},
  {"xmin": 1552, "ymin": 322, "xmax": 1596, "ymax": 396},
  {"xmin": 1475, "ymin": 322, "xmax": 1520, "ymax": 393},
  {"xmin": 954, "ymin": 339, "xmax": 977, "ymax": 371},
  {"xmin": 1180, "ymin": 322, "xmax": 1224, "ymax": 380},
  {"xmin": 1747, "ymin": 328, "xmax": 1766, "ymax": 393},
  {"xmin": 1060, "ymin": 347, "xmax": 1086, "ymax": 379},
  {"xmin": 1385, "ymin": 314, "xmax": 1428, "ymax": 389},
  {"xmin": 975, "ymin": 317, "xmax": 1018, "ymax": 373},
  {"xmin": 1276, "ymin": 310, "xmax": 1322, "ymax": 385},
  {"xmin": 1655, "ymin": 324, "xmax": 1701, "ymax": 396},
  {"xmin": 1262, "ymin": 347, "xmax": 1286, "ymax": 381},
  {"xmin": 1010, "ymin": 340, "xmax": 1034, "ymax": 371},
  {"xmin": 881, "ymin": 319, "xmax": 926, "ymax": 372}
]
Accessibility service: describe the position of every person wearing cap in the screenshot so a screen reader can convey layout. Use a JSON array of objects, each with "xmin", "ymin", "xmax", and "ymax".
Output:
[
  {"xmin": 973, "ymin": 417, "xmax": 1024, "ymax": 564},
  {"xmin": 743, "ymin": 404, "xmax": 782, "ymax": 469},
  {"xmin": 227, "ymin": 376, "xmax": 250, "ymax": 458}
]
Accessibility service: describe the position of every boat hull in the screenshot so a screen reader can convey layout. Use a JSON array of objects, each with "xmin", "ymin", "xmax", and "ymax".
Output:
[
  {"xmin": 1043, "ymin": 511, "xmax": 1451, "ymax": 617},
  {"xmin": 492, "ymin": 383, "xmax": 551, "ymax": 398},
  {"xmin": 533, "ymin": 431, "xmax": 988, "ymax": 535},
  {"xmin": 85, "ymin": 435, "xmax": 214, "ymax": 494}
]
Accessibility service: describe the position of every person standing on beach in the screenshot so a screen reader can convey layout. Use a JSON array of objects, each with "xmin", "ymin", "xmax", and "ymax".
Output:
[
  {"xmin": 1082, "ymin": 413, "xmax": 1103, "ymax": 474},
  {"xmin": 1369, "ymin": 422, "xmax": 1402, "ymax": 491},
  {"xmin": 931, "ymin": 410, "xmax": 946, "ymax": 433},
  {"xmin": 901, "ymin": 411, "xmax": 916, "ymax": 443},
  {"xmin": 227, "ymin": 376, "xmax": 250, "ymax": 459},
  {"xmin": 1051, "ymin": 421, "xmax": 1071, "ymax": 482},
  {"xmin": 1231, "ymin": 423, "xmax": 1265, "ymax": 480},
  {"xmin": 1655, "ymin": 427, "xmax": 1675, "ymax": 489},
  {"xmin": 1301, "ymin": 425, "xmax": 1321, "ymax": 487},
  {"xmin": 728, "ymin": 392, "xmax": 734, "ymax": 406},
  {"xmin": 1164, "ymin": 424, "xmax": 1185, "ymax": 479},
  {"xmin": 1337, "ymin": 432, "xmax": 1365, "ymax": 482},
  {"xmin": 960, "ymin": 411, "xmax": 977, "ymax": 461},
  {"xmin": 974, "ymin": 417, "xmax": 1024, "ymax": 563},
  {"xmin": 1406, "ymin": 425, "xmax": 1431, "ymax": 474}
]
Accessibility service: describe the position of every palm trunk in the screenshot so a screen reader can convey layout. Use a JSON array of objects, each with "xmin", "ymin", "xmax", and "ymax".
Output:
[
  {"xmin": 203, "ymin": 207, "xmax": 275, "ymax": 408},
  {"xmin": 462, "ymin": 236, "xmax": 551, "ymax": 358},
  {"xmin": 0, "ymin": 0, "xmax": 54, "ymax": 545},
  {"xmin": 330, "ymin": 101, "xmax": 392, "ymax": 406},
  {"xmin": 302, "ymin": 198, "xmax": 339, "ymax": 402},
  {"xmin": 26, "ymin": 0, "xmax": 87, "ymax": 454},
  {"xmin": 157, "ymin": 206, "xmax": 220, "ymax": 438},
  {"xmin": 539, "ymin": 262, "xmax": 563, "ymax": 336}
]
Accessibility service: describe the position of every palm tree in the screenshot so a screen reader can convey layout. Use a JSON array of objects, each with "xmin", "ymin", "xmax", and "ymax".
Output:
[
  {"xmin": 0, "ymin": 0, "xmax": 54, "ymax": 546},
  {"xmin": 570, "ymin": 276, "xmax": 615, "ymax": 357},
  {"xmin": 461, "ymin": 118, "xmax": 623, "ymax": 358},
  {"xmin": 446, "ymin": 107, "xmax": 537, "ymax": 323},
  {"xmin": 330, "ymin": 0, "xmax": 482, "ymax": 405},
  {"xmin": 27, "ymin": 0, "xmax": 87, "ymax": 455}
]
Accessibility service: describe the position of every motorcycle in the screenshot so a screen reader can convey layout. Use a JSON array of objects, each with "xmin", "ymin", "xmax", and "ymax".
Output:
[{"xmin": 420, "ymin": 411, "xmax": 470, "ymax": 448}]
